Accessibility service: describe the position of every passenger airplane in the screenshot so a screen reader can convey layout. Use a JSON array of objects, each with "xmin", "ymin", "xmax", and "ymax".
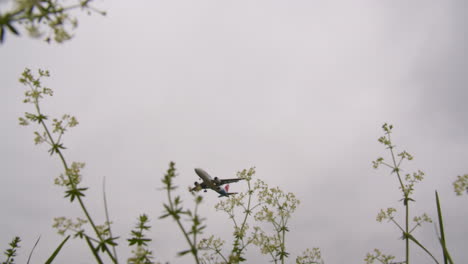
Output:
[{"xmin": 190, "ymin": 168, "xmax": 243, "ymax": 197}]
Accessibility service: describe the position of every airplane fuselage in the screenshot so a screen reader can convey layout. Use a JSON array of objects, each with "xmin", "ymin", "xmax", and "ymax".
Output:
[{"xmin": 194, "ymin": 168, "xmax": 234, "ymax": 197}]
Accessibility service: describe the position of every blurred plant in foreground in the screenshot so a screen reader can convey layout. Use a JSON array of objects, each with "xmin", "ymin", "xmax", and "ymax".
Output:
[
  {"xmin": 0, "ymin": 0, "xmax": 105, "ymax": 43},
  {"xmin": 127, "ymin": 214, "xmax": 156, "ymax": 264},
  {"xmin": 1, "ymin": 237, "xmax": 20, "ymax": 264},
  {"xmin": 160, "ymin": 162, "xmax": 206, "ymax": 264}
]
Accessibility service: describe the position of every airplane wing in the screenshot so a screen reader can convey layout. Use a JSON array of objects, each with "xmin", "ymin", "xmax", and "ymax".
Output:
[{"xmin": 219, "ymin": 178, "xmax": 243, "ymax": 185}]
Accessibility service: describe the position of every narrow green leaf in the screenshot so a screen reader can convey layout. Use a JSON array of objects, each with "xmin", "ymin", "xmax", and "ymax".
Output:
[
  {"xmin": 159, "ymin": 213, "xmax": 170, "ymax": 219},
  {"xmin": 177, "ymin": 249, "xmax": 191, "ymax": 256},
  {"xmin": 64, "ymin": 187, "xmax": 88, "ymax": 202},
  {"xmin": 435, "ymin": 191, "xmax": 454, "ymax": 264},
  {"xmin": 6, "ymin": 23, "xmax": 19, "ymax": 35},
  {"xmin": 45, "ymin": 235, "xmax": 70, "ymax": 264}
]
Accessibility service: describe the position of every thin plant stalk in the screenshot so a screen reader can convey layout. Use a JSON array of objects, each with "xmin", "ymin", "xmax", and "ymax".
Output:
[
  {"xmin": 26, "ymin": 236, "xmax": 41, "ymax": 264},
  {"xmin": 103, "ymin": 177, "xmax": 119, "ymax": 262},
  {"xmin": 386, "ymin": 130, "xmax": 410, "ymax": 264}
]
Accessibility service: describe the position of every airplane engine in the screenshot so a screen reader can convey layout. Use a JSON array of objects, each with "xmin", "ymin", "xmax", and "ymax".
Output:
[{"xmin": 214, "ymin": 177, "xmax": 221, "ymax": 185}]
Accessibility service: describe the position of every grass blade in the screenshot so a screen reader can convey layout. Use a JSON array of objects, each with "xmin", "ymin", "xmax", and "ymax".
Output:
[
  {"xmin": 27, "ymin": 235, "xmax": 41, "ymax": 264},
  {"xmin": 435, "ymin": 191, "xmax": 454, "ymax": 264},
  {"xmin": 45, "ymin": 235, "xmax": 70, "ymax": 264}
]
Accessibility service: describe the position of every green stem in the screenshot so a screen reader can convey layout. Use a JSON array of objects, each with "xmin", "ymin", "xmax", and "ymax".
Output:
[
  {"xmin": 27, "ymin": 236, "xmax": 41, "ymax": 264},
  {"xmin": 406, "ymin": 200, "xmax": 410, "ymax": 264},
  {"xmin": 390, "ymin": 218, "xmax": 405, "ymax": 233},
  {"xmin": 281, "ymin": 224, "xmax": 286, "ymax": 264},
  {"xmin": 213, "ymin": 247, "xmax": 229, "ymax": 264},
  {"xmin": 386, "ymin": 131, "xmax": 410, "ymax": 264},
  {"xmin": 386, "ymin": 133, "xmax": 405, "ymax": 194},
  {"xmin": 103, "ymin": 177, "xmax": 119, "ymax": 262}
]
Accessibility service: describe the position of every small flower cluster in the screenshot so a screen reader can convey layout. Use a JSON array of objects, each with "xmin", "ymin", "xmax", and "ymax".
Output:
[
  {"xmin": 254, "ymin": 180, "xmax": 300, "ymax": 221},
  {"xmin": 18, "ymin": 68, "xmax": 52, "ymax": 104},
  {"xmin": 53, "ymin": 217, "xmax": 88, "ymax": 236},
  {"xmin": 18, "ymin": 68, "xmax": 79, "ymax": 156},
  {"xmin": 453, "ymin": 174, "xmax": 468, "ymax": 196},
  {"xmin": 364, "ymin": 249, "xmax": 396, "ymax": 264},
  {"xmin": 198, "ymin": 236, "xmax": 226, "ymax": 264},
  {"xmin": 295, "ymin": 248, "xmax": 323, "ymax": 264},
  {"xmin": 412, "ymin": 213, "xmax": 432, "ymax": 229},
  {"xmin": 55, "ymin": 162, "xmax": 85, "ymax": 186},
  {"xmin": 376, "ymin": 208, "xmax": 397, "ymax": 223}
]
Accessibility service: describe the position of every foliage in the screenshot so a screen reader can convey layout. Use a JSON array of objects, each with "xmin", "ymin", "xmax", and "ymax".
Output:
[
  {"xmin": 0, "ymin": 0, "xmax": 105, "ymax": 43},
  {"xmin": 368, "ymin": 123, "xmax": 457, "ymax": 264},
  {"xmin": 19, "ymin": 68, "xmax": 118, "ymax": 263},
  {"xmin": 10, "ymin": 69, "xmax": 466, "ymax": 263}
]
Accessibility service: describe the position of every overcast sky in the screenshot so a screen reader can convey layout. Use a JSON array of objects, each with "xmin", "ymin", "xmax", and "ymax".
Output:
[{"xmin": 1, "ymin": 0, "xmax": 467, "ymax": 263}]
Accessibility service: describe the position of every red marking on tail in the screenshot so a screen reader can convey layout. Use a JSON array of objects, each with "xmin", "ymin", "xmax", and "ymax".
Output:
[{"xmin": 225, "ymin": 184, "xmax": 230, "ymax": 192}]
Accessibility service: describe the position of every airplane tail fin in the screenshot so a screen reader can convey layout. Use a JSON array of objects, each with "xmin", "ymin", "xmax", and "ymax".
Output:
[{"xmin": 218, "ymin": 185, "xmax": 237, "ymax": 197}]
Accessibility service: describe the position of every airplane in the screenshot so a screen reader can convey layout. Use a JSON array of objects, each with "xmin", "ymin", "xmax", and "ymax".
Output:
[{"xmin": 190, "ymin": 168, "xmax": 243, "ymax": 197}]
